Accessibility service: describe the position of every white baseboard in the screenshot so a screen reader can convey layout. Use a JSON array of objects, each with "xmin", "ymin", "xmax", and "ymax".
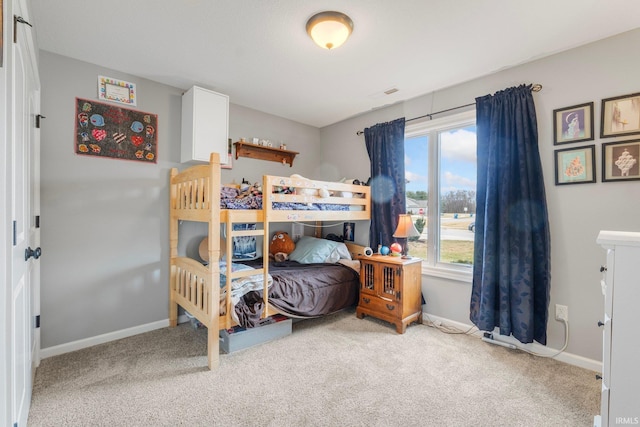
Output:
[
  {"xmin": 423, "ymin": 312, "xmax": 602, "ymax": 373},
  {"xmin": 40, "ymin": 315, "xmax": 189, "ymax": 359}
]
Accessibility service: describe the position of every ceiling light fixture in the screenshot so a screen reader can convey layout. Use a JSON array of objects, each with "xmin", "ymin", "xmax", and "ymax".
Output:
[{"xmin": 306, "ymin": 11, "xmax": 353, "ymax": 50}]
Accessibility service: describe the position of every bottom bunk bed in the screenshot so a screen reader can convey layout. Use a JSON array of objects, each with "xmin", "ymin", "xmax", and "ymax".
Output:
[
  {"xmin": 172, "ymin": 241, "xmax": 364, "ymax": 368},
  {"xmin": 233, "ymin": 257, "xmax": 361, "ymax": 328}
]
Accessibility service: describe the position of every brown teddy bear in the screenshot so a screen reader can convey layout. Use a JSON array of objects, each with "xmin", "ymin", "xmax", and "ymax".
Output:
[{"xmin": 269, "ymin": 231, "xmax": 295, "ymax": 262}]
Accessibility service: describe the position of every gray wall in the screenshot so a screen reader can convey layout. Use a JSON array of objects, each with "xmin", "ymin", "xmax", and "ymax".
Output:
[
  {"xmin": 39, "ymin": 51, "xmax": 319, "ymax": 349},
  {"xmin": 320, "ymin": 28, "xmax": 640, "ymax": 361},
  {"xmin": 41, "ymin": 28, "xmax": 640, "ymax": 362}
]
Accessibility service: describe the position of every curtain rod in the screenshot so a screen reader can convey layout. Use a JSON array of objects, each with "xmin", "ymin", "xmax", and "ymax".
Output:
[{"xmin": 356, "ymin": 83, "xmax": 542, "ymax": 135}]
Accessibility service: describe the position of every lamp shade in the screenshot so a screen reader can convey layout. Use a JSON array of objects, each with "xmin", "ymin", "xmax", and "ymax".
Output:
[
  {"xmin": 306, "ymin": 11, "xmax": 353, "ymax": 50},
  {"xmin": 393, "ymin": 214, "xmax": 420, "ymax": 238}
]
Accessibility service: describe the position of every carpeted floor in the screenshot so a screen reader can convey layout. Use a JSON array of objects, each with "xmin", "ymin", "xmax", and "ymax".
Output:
[{"xmin": 28, "ymin": 309, "xmax": 600, "ymax": 426}]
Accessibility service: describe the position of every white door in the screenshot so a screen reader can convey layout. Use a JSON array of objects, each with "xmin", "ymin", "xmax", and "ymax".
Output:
[{"xmin": 11, "ymin": 2, "xmax": 40, "ymax": 425}]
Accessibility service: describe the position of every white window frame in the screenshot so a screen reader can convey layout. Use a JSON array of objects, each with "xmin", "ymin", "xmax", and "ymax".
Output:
[{"xmin": 405, "ymin": 110, "xmax": 476, "ymax": 283}]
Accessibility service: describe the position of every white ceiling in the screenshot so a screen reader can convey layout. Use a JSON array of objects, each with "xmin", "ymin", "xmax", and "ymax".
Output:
[{"xmin": 30, "ymin": 0, "xmax": 640, "ymax": 128}]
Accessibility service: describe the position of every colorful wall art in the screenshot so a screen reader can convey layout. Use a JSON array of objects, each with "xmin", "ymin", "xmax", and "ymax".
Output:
[
  {"xmin": 98, "ymin": 76, "xmax": 136, "ymax": 106},
  {"xmin": 74, "ymin": 98, "xmax": 158, "ymax": 163}
]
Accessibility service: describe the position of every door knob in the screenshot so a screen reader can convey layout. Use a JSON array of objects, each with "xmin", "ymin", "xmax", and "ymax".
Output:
[
  {"xmin": 25, "ymin": 246, "xmax": 42, "ymax": 261},
  {"xmin": 597, "ymin": 321, "xmax": 605, "ymax": 327}
]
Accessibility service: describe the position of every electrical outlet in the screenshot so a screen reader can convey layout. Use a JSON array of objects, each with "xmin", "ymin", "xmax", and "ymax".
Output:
[{"xmin": 555, "ymin": 304, "xmax": 569, "ymax": 322}]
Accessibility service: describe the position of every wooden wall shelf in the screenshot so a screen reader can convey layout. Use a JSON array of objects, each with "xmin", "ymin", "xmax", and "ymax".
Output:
[{"xmin": 234, "ymin": 141, "xmax": 299, "ymax": 167}]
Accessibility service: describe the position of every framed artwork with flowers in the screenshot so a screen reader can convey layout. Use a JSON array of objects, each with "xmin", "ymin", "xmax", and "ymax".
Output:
[{"xmin": 554, "ymin": 145, "xmax": 596, "ymax": 185}]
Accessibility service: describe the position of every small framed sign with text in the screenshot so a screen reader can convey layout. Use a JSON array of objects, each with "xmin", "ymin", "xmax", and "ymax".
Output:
[{"xmin": 98, "ymin": 75, "xmax": 137, "ymax": 106}]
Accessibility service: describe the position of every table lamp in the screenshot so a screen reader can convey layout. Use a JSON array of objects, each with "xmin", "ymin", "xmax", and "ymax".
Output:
[{"xmin": 392, "ymin": 214, "xmax": 420, "ymax": 258}]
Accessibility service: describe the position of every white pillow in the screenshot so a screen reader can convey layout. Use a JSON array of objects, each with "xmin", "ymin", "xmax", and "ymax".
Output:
[{"xmin": 326, "ymin": 242, "xmax": 352, "ymax": 263}]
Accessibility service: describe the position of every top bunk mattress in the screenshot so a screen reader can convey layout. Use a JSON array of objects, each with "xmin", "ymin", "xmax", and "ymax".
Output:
[{"xmin": 221, "ymin": 186, "xmax": 353, "ymax": 211}]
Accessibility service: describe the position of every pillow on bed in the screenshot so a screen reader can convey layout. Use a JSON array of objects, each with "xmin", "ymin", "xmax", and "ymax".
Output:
[
  {"xmin": 325, "ymin": 242, "xmax": 352, "ymax": 263},
  {"xmin": 288, "ymin": 236, "xmax": 352, "ymax": 264}
]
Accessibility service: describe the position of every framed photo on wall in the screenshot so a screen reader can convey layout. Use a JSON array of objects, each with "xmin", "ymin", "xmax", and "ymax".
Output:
[
  {"xmin": 602, "ymin": 140, "xmax": 640, "ymax": 182},
  {"xmin": 600, "ymin": 92, "xmax": 640, "ymax": 138},
  {"xmin": 343, "ymin": 222, "xmax": 355, "ymax": 241},
  {"xmin": 554, "ymin": 145, "xmax": 596, "ymax": 185},
  {"xmin": 553, "ymin": 102, "xmax": 594, "ymax": 145},
  {"xmin": 98, "ymin": 76, "xmax": 137, "ymax": 106}
]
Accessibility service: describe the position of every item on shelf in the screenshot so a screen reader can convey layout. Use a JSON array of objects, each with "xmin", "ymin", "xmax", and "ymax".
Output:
[{"xmin": 380, "ymin": 246, "xmax": 390, "ymax": 255}]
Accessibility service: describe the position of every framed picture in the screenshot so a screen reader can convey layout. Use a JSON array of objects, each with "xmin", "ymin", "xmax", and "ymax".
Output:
[
  {"xmin": 221, "ymin": 138, "xmax": 233, "ymax": 169},
  {"xmin": 343, "ymin": 222, "xmax": 355, "ymax": 241},
  {"xmin": 554, "ymin": 145, "xmax": 596, "ymax": 185},
  {"xmin": 601, "ymin": 92, "xmax": 640, "ymax": 138},
  {"xmin": 98, "ymin": 75, "xmax": 137, "ymax": 106},
  {"xmin": 553, "ymin": 102, "xmax": 594, "ymax": 144},
  {"xmin": 602, "ymin": 140, "xmax": 640, "ymax": 182}
]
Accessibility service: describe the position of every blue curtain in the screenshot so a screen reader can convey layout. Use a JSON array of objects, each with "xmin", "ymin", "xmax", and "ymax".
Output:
[
  {"xmin": 469, "ymin": 85, "xmax": 551, "ymax": 345},
  {"xmin": 364, "ymin": 118, "xmax": 406, "ymax": 250}
]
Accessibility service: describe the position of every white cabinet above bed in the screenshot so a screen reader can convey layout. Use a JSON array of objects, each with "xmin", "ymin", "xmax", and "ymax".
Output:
[{"xmin": 181, "ymin": 86, "xmax": 229, "ymax": 163}]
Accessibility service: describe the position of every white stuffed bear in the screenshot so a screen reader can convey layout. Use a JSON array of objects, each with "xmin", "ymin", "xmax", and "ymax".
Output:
[{"xmin": 290, "ymin": 174, "xmax": 330, "ymax": 198}]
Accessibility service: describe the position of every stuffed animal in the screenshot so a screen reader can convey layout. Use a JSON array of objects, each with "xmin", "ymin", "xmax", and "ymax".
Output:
[
  {"xmin": 269, "ymin": 231, "xmax": 295, "ymax": 261},
  {"xmin": 236, "ymin": 182, "xmax": 262, "ymax": 199},
  {"xmin": 336, "ymin": 177, "xmax": 370, "ymax": 197},
  {"xmin": 290, "ymin": 174, "xmax": 330, "ymax": 198},
  {"xmin": 340, "ymin": 177, "xmax": 370, "ymax": 186}
]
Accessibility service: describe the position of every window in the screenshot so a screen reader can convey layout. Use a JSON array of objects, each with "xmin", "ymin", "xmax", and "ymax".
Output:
[{"xmin": 404, "ymin": 110, "xmax": 477, "ymax": 280}]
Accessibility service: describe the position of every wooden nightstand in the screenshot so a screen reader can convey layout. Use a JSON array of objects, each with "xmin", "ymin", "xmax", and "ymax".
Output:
[{"xmin": 356, "ymin": 255, "xmax": 423, "ymax": 333}]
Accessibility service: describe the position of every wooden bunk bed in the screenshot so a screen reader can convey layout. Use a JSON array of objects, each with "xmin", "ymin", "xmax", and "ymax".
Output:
[{"xmin": 169, "ymin": 153, "xmax": 371, "ymax": 369}]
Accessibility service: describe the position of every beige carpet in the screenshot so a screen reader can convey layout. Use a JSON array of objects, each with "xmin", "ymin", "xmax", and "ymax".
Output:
[{"xmin": 28, "ymin": 309, "xmax": 600, "ymax": 426}]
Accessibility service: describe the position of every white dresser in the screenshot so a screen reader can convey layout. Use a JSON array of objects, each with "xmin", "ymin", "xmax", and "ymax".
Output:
[{"xmin": 594, "ymin": 231, "xmax": 640, "ymax": 427}]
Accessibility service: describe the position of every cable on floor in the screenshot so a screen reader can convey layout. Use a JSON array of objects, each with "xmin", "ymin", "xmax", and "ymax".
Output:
[{"xmin": 422, "ymin": 313, "xmax": 570, "ymax": 358}]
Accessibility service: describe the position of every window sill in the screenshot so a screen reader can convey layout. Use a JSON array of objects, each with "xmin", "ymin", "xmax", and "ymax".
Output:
[{"xmin": 421, "ymin": 264, "xmax": 472, "ymax": 283}]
